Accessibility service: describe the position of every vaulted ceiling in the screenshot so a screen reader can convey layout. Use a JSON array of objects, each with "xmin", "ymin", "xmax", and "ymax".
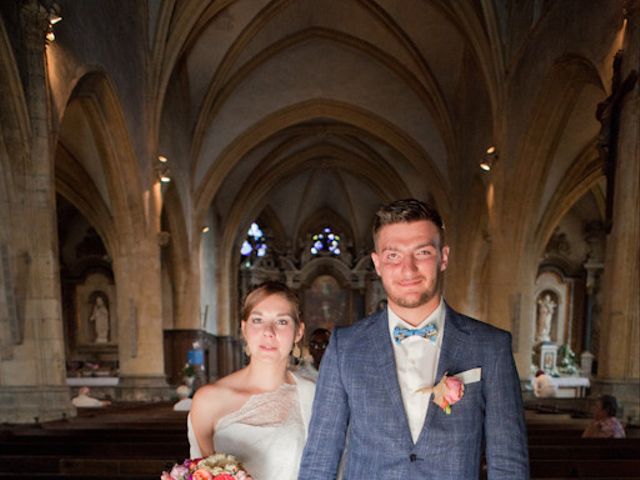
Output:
[{"xmin": 156, "ymin": 0, "xmax": 499, "ymax": 248}]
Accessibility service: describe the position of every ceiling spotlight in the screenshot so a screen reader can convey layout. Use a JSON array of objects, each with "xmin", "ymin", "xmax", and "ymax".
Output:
[
  {"xmin": 480, "ymin": 146, "xmax": 498, "ymax": 171},
  {"xmin": 158, "ymin": 155, "xmax": 168, "ymax": 163},
  {"xmin": 49, "ymin": 13, "xmax": 62, "ymax": 24},
  {"xmin": 201, "ymin": 226, "xmax": 210, "ymax": 233}
]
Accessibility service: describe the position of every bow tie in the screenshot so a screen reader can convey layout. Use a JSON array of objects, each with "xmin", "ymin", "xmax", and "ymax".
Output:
[{"xmin": 393, "ymin": 324, "xmax": 438, "ymax": 345}]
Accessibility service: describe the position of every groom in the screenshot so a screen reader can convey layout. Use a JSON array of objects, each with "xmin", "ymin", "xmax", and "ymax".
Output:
[{"xmin": 298, "ymin": 199, "xmax": 529, "ymax": 479}]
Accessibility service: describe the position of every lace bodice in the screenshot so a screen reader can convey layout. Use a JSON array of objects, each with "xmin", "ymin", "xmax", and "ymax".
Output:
[
  {"xmin": 216, "ymin": 383, "xmax": 300, "ymax": 430},
  {"xmin": 188, "ymin": 375, "xmax": 315, "ymax": 480}
]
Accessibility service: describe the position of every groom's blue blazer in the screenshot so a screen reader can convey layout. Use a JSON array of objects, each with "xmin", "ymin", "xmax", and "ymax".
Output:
[{"xmin": 299, "ymin": 304, "xmax": 529, "ymax": 479}]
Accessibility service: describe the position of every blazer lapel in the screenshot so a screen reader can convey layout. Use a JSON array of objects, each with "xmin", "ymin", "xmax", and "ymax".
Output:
[
  {"xmin": 369, "ymin": 310, "xmax": 414, "ymax": 447},
  {"xmin": 416, "ymin": 304, "xmax": 470, "ymax": 445}
]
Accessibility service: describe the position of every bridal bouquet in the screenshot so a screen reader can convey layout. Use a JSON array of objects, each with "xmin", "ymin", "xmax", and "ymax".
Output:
[{"xmin": 161, "ymin": 453, "xmax": 253, "ymax": 480}]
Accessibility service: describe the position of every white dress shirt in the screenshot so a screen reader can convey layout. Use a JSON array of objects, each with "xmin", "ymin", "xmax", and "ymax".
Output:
[{"xmin": 387, "ymin": 298, "xmax": 445, "ymax": 443}]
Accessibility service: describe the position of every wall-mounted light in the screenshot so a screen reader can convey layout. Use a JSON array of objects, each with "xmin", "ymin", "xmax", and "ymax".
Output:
[
  {"xmin": 201, "ymin": 226, "xmax": 210, "ymax": 233},
  {"xmin": 156, "ymin": 155, "xmax": 171, "ymax": 183},
  {"xmin": 45, "ymin": 26, "xmax": 55, "ymax": 42},
  {"xmin": 480, "ymin": 146, "xmax": 498, "ymax": 171},
  {"xmin": 45, "ymin": 3, "xmax": 62, "ymax": 43}
]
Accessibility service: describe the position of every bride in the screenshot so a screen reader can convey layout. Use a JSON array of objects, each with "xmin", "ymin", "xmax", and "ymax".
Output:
[{"xmin": 188, "ymin": 281, "xmax": 315, "ymax": 480}]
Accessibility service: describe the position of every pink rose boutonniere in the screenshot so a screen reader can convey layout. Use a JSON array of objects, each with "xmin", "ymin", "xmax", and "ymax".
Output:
[{"xmin": 416, "ymin": 373, "xmax": 465, "ymax": 414}]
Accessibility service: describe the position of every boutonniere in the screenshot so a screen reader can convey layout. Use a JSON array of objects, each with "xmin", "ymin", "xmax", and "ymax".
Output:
[{"xmin": 416, "ymin": 373, "xmax": 464, "ymax": 414}]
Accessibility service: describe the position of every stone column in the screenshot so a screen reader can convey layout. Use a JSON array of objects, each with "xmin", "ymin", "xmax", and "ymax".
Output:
[
  {"xmin": 0, "ymin": 0, "xmax": 74, "ymax": 423},
  {"xmin": 596, "ymin": 3, "xmax": 640, "ymax": 423},
  {"xmin": 582, "ymin": 263, "xmax": 602, "ymax": 352},
  {"xmin": 484, "ymin": 226, "xmax": 537, "ymax": 379},
  {"xmin": 582, "ymin": 221, "xmax": 605, "ymax": 356},
  {"xmin": 113, "ymin": 192, "xmax": 171, "ymax": 401},
  {"xmin": 478, "ymin": 161, "xmax": 538, "ymax": 381}
]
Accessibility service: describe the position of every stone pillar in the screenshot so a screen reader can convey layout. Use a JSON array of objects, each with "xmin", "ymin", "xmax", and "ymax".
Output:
[
  {"xmin": 113, "ymin": 214, "xmax": 172, "ymax": 400},
  {"xmin": 582, "ymin": 221, "xmax": 605, "ymax": 357},
  {"xmin": 595, "ymin": 3, "xmax": 640, "ymax": 423},
  {"xmin": 0, "ymin": 0, "xmax": 74, "ymax": 423},
  {"xmin": 582, "ymin": 260, "xmax": 603, "ymax": 353},
  {"xmin": 485, "ymin": 230, "xmax": 537, "ymax": 379}
]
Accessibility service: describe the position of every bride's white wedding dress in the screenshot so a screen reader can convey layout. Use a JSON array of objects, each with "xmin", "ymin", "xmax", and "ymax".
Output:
[{"xmin": 188, "ymin": 374, "xmax": 314, "ymax": 480}]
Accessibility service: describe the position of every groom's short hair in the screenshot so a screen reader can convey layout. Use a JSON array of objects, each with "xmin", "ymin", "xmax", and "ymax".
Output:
[{"xmin": 373, "ymin": 199, "xmax": 445, "ymax": 248}]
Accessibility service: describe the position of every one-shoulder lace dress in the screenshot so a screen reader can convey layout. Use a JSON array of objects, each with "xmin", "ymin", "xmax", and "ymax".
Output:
[{"xmin": 188, "ymin": 375, "xmax": 314, "ymax": 480}]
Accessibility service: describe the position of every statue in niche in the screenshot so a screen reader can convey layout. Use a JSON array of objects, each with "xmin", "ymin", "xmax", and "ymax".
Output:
[
  {"xmin": 536, "ymin": 293, "xmax": 557, "ymax": 344},
  {"xmin": 89, "ymin": 293, "xmax": 110, "ymax": 344}
]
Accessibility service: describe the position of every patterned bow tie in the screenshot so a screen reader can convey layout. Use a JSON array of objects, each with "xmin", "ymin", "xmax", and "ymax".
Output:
[{"xmin": 393, "ymin": 324, "xmax": 438, "ymax": 345}]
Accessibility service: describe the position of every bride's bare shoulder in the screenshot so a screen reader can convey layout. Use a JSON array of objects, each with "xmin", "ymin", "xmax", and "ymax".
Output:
[{"xmin": 191, "ymin": 369, "xmax": 247, "ymax": 417}]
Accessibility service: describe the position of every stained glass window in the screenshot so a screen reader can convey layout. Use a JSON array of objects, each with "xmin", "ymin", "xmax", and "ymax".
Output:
[
  {"xmin": 240, "ymin": 222, "xmax": 267, "ymax": 266},
  {"xmin": 310, "ymin": 227, "xmax": 341, "ymax": 256}
]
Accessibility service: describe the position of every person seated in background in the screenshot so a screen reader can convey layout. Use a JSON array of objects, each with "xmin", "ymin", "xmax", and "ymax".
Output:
[
  {"xmin": 71, "ymin": 386, "xmax": 111, "ymax": 408},
  {"xmin": 533, "ymin": 369, "xmax": 557, "ymax": 398},
  {"xmin": 173, "ymin": 385, "xmax": 193, "ymax": 412},
  {"xmin": 582, "ymin": 394, "xmax": 626, "ymax": 438},
  {"xmin": 296, "ymin": 328, "xmax": 332, "ymax": 382}
]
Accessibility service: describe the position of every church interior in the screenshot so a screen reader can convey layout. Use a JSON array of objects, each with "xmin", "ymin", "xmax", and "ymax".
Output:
[{"xmin": 0, "ymin": 0, "xmax": 639, "ymax": 476}]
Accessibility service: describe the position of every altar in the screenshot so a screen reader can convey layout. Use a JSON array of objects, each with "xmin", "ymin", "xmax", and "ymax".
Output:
[
  {"xmin": 66, "ymin": 377, "xmax": 119, "ymax": 387},
  {"xmin": 530, "ymin": 375, "xmax": 590, "ymax": 398}
]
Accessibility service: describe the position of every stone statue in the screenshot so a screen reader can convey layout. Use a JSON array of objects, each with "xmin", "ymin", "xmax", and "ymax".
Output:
[
  {"xmin": 536, "ymin": 294, "xmax": 556, "ymax": 343},
  {"xmin": 89, "ymin": 295, "xmax": 110, "ymax": 343}
]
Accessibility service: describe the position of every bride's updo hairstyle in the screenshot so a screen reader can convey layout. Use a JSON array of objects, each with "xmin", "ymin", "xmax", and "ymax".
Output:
[{"xmin": 241, "ymin": 281, "xmax": 302, "ymax": 329}]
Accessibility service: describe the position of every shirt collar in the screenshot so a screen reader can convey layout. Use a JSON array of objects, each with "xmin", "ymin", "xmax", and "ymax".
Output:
[{"xmin": 387, "ymin": 297, "xmax": 445, "ymax": 340}]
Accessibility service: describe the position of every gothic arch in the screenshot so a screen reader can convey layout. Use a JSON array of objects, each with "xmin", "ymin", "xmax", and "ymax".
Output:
[
  {"xmin": 54, "ymin": 144, "xmax": 116, "ymax": 256},
  {"xmin": 148, "ymin": 0, "xmax": 234, "ymax": 148},
  {"xmin": 533, "ymin": 142, "xmax": 604, "ymax": 257},
  {"xmin": 191, "ymin": 27, "xmax": 455, "ymax": 164},
  {"xmin": 507, "ymin": 54, "xmax": 605, "ymax": 251},
  {"xmin": 214, "ymin": 141, "xmax": 412, "ymax": 333},
  {"xmin": 194, "ymin": 99, "xmax": 450, "ymax": 229},
  {"xmin": 62, "ymin": 72, "xmax": 146, "ymax": 246},
  {"xmin": 221, "ymin": 141, "xmax": 409, "ymax": 244},
  {"xmin": 55, "ymin": 72, "xmax": 163, "ymax": 372}
]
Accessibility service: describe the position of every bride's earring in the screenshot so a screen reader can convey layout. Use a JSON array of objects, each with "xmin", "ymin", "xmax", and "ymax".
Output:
[{"xmin": 291, "ymin": 342, "xmax": 302, "ymax": 362}]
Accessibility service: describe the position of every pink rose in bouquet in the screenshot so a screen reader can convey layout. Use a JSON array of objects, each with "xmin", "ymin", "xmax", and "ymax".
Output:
[{"xmin": 161, "ymin": 453, "xmax": 252, "ymax": 480}]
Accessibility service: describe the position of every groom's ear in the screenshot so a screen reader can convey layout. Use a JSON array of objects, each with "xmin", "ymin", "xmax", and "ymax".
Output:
[
  {"xmin": 371, "ymin": 251, "xmax": 381, "ymax": 276},
  {"xmin": 439, "ymin": 245, "xmax": 450, "ymax": 271}
]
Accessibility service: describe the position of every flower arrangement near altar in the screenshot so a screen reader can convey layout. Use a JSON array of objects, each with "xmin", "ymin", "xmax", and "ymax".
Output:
[
  {"xmin": 416, "ymin": 373, "xmax": 465, "ymax": 414},
  {"xmin": 161, "ymin": 453, "xmax": 253, "ymax": 480}
]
